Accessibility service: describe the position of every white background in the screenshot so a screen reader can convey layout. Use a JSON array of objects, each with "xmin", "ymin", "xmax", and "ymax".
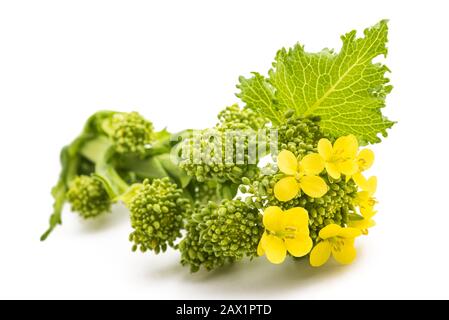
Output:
[{"xmin": 0, "ymin": 0, "xmax": 448, "ymax": 300}]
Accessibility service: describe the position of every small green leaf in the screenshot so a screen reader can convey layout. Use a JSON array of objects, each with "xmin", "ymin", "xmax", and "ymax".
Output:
[
  {"xmin": 157, "ymin": 153, "xmax": 192, "ymax": 188},
  {"xmin": 121, "ymin": 156, "xmax": 168, "ymax": 179}
]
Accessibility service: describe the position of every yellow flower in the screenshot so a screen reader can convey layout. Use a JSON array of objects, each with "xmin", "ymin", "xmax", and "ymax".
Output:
[
  {"xmin": 355, "ymin": 176, "xmax": 377, "ymax": 215},
  {"xmin": 356, "ymin": 149, "xmax": 375, "ymax": 171},
  {"xmin": 309, "ymin": 224, "xmax": 361, "ymax": 267},
  {"xmin": 318, "ymin": 135, "xmax": 359, "ymax": 180},
  {"xmin": 258, "ymin": 206, "xmax": 313, "ymax": 264},
  {"xmin": 349, "ymin": 148, "xmax": 375, "ymax": 187},
  {"xmin": 350, "ymin": 176, "xmax": 377, "ymax": 234},
  {"xmin": 274, "ymin": 150, "xmax": 328, "ymax": 202},
  {"xmin": 349, "ymin": 208, "xmax": 377, "ymax": 235}
]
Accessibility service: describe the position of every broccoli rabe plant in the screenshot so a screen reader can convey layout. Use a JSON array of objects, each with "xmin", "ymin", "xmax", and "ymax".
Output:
[{"xmin": 43, "ymin": 20, "xmax": 393, "ymax": 274}]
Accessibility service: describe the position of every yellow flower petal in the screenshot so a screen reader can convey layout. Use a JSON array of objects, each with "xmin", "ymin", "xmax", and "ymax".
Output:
[
  {"xmin": 285, "ymin": 235, "xmax": 313, "ymax": 257},
  {"xmin": 318, "ymin": 138, "xmax": 333, "ymax": 160},
  {"xmin": 333, "ymin": 136, "xmax": 348, "ymax": 155},
  {"xmin": 345, "ymin": 135, "xmax": 359, "ymax": 157},
  {"xmin": 334, "ymin": 135, "xmax": 358, "ymax": 158},
  {"xmin": 365, "ymin": 176, "xmax": 377, "ymax": 194},
  {"xmin": 257, "ymin": 233, "xmax": 266, "ymax": 256},
  {"xmin": 349, "ymin": 218, "xmax": 376, "ymax": 230},
  {"xmin": 283, "ymin": 207, "xmax": 309, "ymax": 231},
  {"xmin": 263, "ymin": 206, "xmax": 283, "ymax": 233},
  {"xmin": 325, "ymin": 163, "xmax": 341, "ymax": 179},
  {"xmin": 356, "ymin": 191, "xmax": 370, "ymax": 204},
  {"xmin": 355, "ymin": 175, "xmax": 377, "ymax": 194},
  {"xmin": 357, "ymin": 149, "xmax": 374, "ymax": 171},
  {"xmin": 361, "ymin": 206, "xmax": 377, "ymax": 218},
  {"xmin": 277, "ymin": 150, "xmax": 298, "ymax": 175},
  {"xmin": 262, "ymin": 234, "xmax": 287, "ymax": 264},
  {"xmin": 338, "ymin": 159, "xmax": 359, "ymax": 176},
  {"xmin": 319, "ymin": 224, "xmax": 341, "ymax": 239},
  {"xmin": 299, "ymin": 175, "xmax": 328, "ymax": 198},
  {"xmin": 353, "ymin": 172, "xmax": 367, "ymax": 188},
  {"xmin": 300, "ymin": 153, "xmax": 325, "ymax": 175},
  {"xmin": 338, "ymin": 227, "xmax": 362, "ymax": 239},
  {"xmin": 310, "ymin": 241, "xmax": 332, "ymax": 267},
  {"xmin": 274, "ymin": 177, "xmax": 300, "ymax": 202},
  {"xmin": 332, "ymin": 239, "xmax": 357, "ymax": 265},
  {"xmin": 358, "ymin": 199, "xmax": 376, "ymax": 216}
]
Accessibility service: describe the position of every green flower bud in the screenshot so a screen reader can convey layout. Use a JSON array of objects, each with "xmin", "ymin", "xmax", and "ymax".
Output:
[
  {"xmin": 179, "ymin": 211, "xmax": 230, "ymax": 273},
  {"xmin": 217, "ymin": 104, "xmax": 267, "ymax": 131},
  {"xmin": 179, "ymin": 199, "xmax": 263, "ymax": 272},
  {"xmin": 179, "ymin": 105, "xmax": 266, "ymax": 184},
  {"xmin": 110, "ymin": 112, "xmax": 154, "ymax": 156},
  {"xmin": 277, "ymin": 116, "xmax": 327, "ymax": 157},
  {"xmin": 66, "ymin": 175, "xmax": 111, "ymax": 219},
  {"xmin": 128, "ymin": 178, "xmax": 190, "ymax": 254},
  {"xmin": 179, "ymin": 128, "xmax": 259, "ymax": 184},
  {"xmin": 284, "ymin": 109, "xmax": 295, "ymax": 118}
]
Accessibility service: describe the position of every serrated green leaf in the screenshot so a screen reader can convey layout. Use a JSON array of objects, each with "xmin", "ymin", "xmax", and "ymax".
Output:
[
  {"xmin": 236, "ymin": 73, "xmax": 282, "ymax": 124},
  {"xmin": 237, "ymin": 20, "xmax": 395, "ymax": 144}
]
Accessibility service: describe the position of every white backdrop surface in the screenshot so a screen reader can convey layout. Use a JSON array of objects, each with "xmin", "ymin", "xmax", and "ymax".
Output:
[{"xmin": 0, "ymin": 0, "xmax": 447, "ymax": 299}]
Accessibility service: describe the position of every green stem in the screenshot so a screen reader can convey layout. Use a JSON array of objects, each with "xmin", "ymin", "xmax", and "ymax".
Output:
[
  {"xmin": 40, "ymin": 146, "xmax": 80, "ymax": 241},
  {"xmin": 95, "ymin": 145, "xmax": 130, "ymax": 199}
]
